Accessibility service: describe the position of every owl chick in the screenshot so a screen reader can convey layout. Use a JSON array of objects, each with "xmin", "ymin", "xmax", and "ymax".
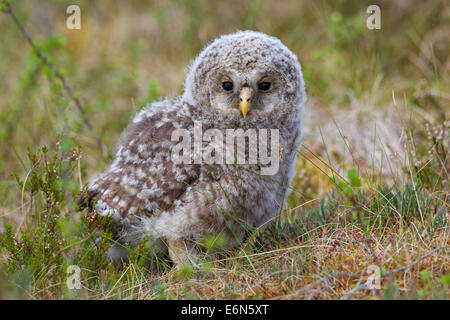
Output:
[{"xmin": 78, "ymin": 30, "xmax": 306, "ymax": 266}]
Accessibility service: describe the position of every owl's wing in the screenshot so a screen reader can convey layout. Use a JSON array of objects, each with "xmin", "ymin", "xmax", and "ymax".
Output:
[{"xmin": 77, "ymin": 99, "xmax": 200, "ymax": 221}]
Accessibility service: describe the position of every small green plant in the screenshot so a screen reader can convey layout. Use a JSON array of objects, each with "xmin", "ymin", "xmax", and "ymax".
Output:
[{"xmin": 0, "ymin": 142, "xmax": 79, "ymax": 297}]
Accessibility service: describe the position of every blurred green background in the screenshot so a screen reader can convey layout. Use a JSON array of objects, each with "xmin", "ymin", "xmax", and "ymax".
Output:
[{"xmin": 0, "ymin": 0, "xmax": 448, "ymax": 217}]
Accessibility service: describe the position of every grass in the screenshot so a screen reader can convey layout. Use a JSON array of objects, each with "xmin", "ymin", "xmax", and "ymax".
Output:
[{"xmin": 0, "ymin": 0, "xmax": 448, "ymax": 299}]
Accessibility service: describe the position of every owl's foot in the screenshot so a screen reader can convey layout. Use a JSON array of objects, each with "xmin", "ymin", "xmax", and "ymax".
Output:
[{"xmin": 166, "ymin": 237, "xmax": 199, "ymax": 268}]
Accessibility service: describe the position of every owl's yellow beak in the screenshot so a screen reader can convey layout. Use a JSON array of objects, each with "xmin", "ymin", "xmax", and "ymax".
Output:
[{"xmin": 239, "ymin": 87, "xmax": 251, "ymax": 118}]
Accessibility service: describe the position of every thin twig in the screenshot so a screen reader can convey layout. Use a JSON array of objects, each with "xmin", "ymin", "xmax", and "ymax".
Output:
[
  {"xmin": 1, "ymin": 1, "xmax": 108, "ymax": 156},
  {"xmin": 383, "ymin": 245, "xmax": 449, "ymax": 278},
  {"xmin": 289, "ymin": 245, "xmax": 449, "ymax": 299},
  {"xmin": 339, "ymin": 245, "xmax": 449, "ymax": 300},
  {"xmin": 288, "ymin": 272, "xmax": 360, "ymax": 299},
  {"xmin": 340, "ymin": 272, "xmax": 367, "ymax": 300}
]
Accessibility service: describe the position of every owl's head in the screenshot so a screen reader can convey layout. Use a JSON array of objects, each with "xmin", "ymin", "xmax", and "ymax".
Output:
[{"xmin": 183, "ymin": 31, "xmax": 306, "ymax": 123}]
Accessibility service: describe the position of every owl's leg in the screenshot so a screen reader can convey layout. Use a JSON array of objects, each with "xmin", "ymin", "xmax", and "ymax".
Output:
[{"xmin": 166, "ymin": 237, "xmax": 198, "ymax": 267}]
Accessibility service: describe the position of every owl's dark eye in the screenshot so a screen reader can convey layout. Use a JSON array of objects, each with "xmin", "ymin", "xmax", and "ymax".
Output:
[
  {"xmin": 222, "ymin": 81, "xmax": 234, "ymax": 91},
  {"xmin": 258, "ymin": 82, "xmax": 271, "ymax": 91}
]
